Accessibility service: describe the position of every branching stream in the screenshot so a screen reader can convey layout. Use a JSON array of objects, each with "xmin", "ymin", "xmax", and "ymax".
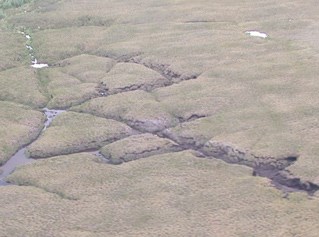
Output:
[{"xmin": 0, "ymin": 27, "xmax": 317, "ymax": 197}]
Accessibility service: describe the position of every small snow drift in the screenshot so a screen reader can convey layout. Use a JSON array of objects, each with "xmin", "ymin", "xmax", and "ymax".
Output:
[
  {"xmin": 31, "ymin": 63, "xmax": 49, "ymax": 69},
  {"xmin": 31, "ymin": 58, "xmax": 48, "ymax": 69},
  {"xmin": 245, "ymin": 31, "xmax": 268, "ymax": 39},
  {"xmin": 17, "ymin": 31, "xmax": 49, "ymax": 69}
]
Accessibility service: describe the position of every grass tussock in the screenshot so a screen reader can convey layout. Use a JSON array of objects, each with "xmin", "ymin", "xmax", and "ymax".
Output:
[
  {"xmin": 40, "ymin": 68, "xmax": 98, "ymax": 109},
  {"xmin": 72, "ymin": 90, "xmax": 179, "ymax": 133},
  {"xmin": 27, "ymin": 111, "xmax": 135, "ymax": 158},
  {"xmin": 0, "ymin": 67, "xmax": 49, "ymax": 108},
  {"xmin": 100, "ymin": 133, "xmax": 180, "ymax": 164},
  {"xmin": 0, "ymin": 31, "xmax": 28, "ymax": 70},
  {"xmin": 101, "ymin": 62, "xmax": 169, "ymax": 94}
]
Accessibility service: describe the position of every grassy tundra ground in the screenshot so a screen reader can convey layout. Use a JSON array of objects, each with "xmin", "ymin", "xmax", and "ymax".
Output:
[{"xmin": 1, "ymin": 0, "xmax": 319, "ymax": 236}]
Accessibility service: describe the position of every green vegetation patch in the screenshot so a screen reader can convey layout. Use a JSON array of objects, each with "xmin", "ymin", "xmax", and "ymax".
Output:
[
  {"xmin": 27, "ymin": 111, "xmax": 135, "ymax": 158},
  {"xmin": 0, "ymin": 66, "xmax": 49, "ymax": 108},
  {"xmin": 72, "ymin": 90, "xmax": 179, "ymax": 132},
  {"xmin": 0, "ymin": 101, "xmax": 44, "ymax": 164},
  {"xmin": 100, "ymin": 133, "xmax": 181, "ymax": 164}
]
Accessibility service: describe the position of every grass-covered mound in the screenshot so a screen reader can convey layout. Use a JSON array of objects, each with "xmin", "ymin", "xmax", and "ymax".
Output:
[
  {"xmin": 27, "ymin": 111, "xmax": 135, "ymax": 158},
  {"xmin": 1, "ymin": 0, "xmax": 319, "ymax": 235},
  {"xmin": 100, "ymin": 133, "xmax": 181, "ymax": 164},
  {"xmin": 0, "ymin": 31, "xmax": 28, "ymax": 70},
  {"xmin": 59, "ymin": 54, "xmax": 116, "ymax": 83},
  {"xmin": 40, "ymin": 68, "xmax": 98, "ymax": 109},
  {"xmin": 100, "ymin": 62, "xmax": 169, "ymax": 94},
  {"xmin": 0, "ymin": 67, "xmax": 49, "ymax": 108},
  {"xmin": 72, "ymin": 90, "xmax": 179, "ymax": 132},
  {"xmin": 0, "ymin": 101, "xmax": 44, "ymax": 164}
]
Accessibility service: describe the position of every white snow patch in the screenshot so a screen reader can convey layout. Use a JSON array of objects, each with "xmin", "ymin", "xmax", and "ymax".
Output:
[
  {"xmin": 31, "ymin": 63, "xmax": 49, "ymax": 69},
  {"xmin": 31, "ymin": 59, "xmax": 48, "ymax": 68},
  {"xmin": 18, "ymin": 31, "xmax": 32, "ymax": 40},
  {"xmin": 18, "ymin": 31, "xmax": 48, "ymax": 69},
  {"xmin": 245, "ymin": 31, "xmax": 268, "ymax": 39}
]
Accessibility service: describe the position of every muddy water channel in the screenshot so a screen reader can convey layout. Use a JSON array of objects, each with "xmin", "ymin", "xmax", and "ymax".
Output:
[{"xmin": 0, "ymin": 108, "xmax": 64, "ymax": 185}]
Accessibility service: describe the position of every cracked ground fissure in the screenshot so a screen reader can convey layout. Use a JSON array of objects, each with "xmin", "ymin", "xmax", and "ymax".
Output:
[{"xmin": 1, "ymin": 36, "xmax": 318, "ymax": 195}]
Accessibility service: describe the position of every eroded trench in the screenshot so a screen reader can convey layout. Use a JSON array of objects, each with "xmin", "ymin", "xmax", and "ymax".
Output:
[{"xmin": 0, "ymin": 29, "xmax": 318, "ymax": 197}]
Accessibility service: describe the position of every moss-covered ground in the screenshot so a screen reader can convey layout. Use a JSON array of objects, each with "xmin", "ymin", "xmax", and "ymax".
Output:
[{"xmin": 1, "ymin": 0, "xmax": 319, "ymax": 236}]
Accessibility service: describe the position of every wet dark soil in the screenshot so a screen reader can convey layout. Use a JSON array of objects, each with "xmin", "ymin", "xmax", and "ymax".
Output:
[
  {"xmin": 90, "ymin": 56, "xmax": 319, "ymax": 195},
  {"xmin": 2, "ymin": 51, "xmax": 318, "ymax": 196}
]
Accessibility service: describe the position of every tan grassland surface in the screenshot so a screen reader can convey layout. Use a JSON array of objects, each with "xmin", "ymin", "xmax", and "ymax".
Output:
[
  {"xmin": 5, "ymin": 152, "xmax": 319, "ymax": 237},
  {"xmin": 27, "ymin": 111, "xmax": 135, "ymax": 158},
  {"xmin": 0, "ymin": 0, "xmax": 319, "ymax": 236},
  {"xmin": 100, "ymin": 133, "xmax": 181, "ymax": 164}
]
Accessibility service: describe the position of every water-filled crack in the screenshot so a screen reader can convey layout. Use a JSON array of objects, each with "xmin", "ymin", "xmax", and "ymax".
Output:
[
  {"xmin": 2, "ymin": 35, "xmax": 317, "ymax": 195},
  {"xmin": 0, "ymin": 108, "xmax": 65, "ymax": 185}
]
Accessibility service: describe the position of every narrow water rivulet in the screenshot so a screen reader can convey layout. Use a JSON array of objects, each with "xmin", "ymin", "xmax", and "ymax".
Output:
[
  {"xmin": 0, "ymin": 108, "xmax": 65, "ymax": 185},
  {"xmin": 18, "ymin": 30, "xmax": 48, "ymax": 68}
]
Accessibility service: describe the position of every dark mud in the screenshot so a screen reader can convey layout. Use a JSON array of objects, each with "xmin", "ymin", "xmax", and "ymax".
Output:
[
  {"xmin": 81, "ymin": 57, "xmax": 319, "ymax": 196},
  {"xmin": 254, "ymin": 168, "xmax": 319, "ymax": 195},
  {"xmin": 75, "ymin": 105, "xmax": 319, "ymax": 196},
  {"xmin": 71, "ymin": 88, "xmax": 319, "ymax": 196},
  {"xmin": 2, "ymin": 45, "xmax": 317, "ymax": 195},
  {"xmin": 162, "ymin": 134, "xmax": 319, "ymax": 195}
]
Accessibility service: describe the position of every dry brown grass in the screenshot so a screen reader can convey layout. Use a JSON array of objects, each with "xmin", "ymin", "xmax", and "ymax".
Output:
[
  {"xmin": 1, "ymin": 0, "xmax": 319, "ymax": 236},
  {"xmin": 72, "ymin": 90, "xmax": 179, "ymax": 132},
  {"xmin": 100, "ymin": 62, "xmax": 168, "ymax": 93},
  {"xmin": 41, "ymin": 68, "xmax": 98, "ymax": 109},
  {"xmin": 27, "ymin": 111, "xmax": 135, "ymax": 158},
  {"xmin": 0, "ymin": 66, "xmax": 49, "ymax": 108},
  {"xmin": 0, "ymin": 30, "xmax": 28, "ymax": 70},
  {"xmin": 100, "ymin": 133, "xmax": 180, "ymax": 164},
  {"xmin": 4, "ymin": 151, "xmax": 319, "ymax": 237}
]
